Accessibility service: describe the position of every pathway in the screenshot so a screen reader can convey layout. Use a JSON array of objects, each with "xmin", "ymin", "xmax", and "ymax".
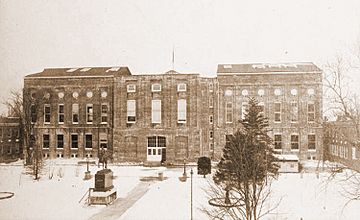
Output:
[{"xmin": 88, "ymin": 181, "xmax": 154, "ymax": 220}]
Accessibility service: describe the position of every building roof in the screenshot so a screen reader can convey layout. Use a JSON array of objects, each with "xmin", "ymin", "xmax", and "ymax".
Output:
[
  {"xmin": 217, "ymin": 62, "xmax": 322, "ymax": 74},
  {"xmin": 25, "ymin": 67, "xmax": 132, "ymax": 78}
]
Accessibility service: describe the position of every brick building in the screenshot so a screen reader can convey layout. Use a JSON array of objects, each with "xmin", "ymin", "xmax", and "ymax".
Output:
[
  {"xmin": 323, "ymin": 119, "xmax": 360, "ymax": 171},
  {"xmin": 0, "ymin": 116, "xmax": 22, "ymax": 162},
  {"xmin": 23, "ymin": 62, "xmax": 323, "ymax": 163}
]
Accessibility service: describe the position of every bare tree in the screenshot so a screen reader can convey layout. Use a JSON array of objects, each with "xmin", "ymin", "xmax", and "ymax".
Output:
[
  {"xmin": 205, "ymin": 98, "xmax": 280, "ymax": 220},
  {"xmin": 3, "ymin": 89, "xmax": 45, "ymax": 180}
]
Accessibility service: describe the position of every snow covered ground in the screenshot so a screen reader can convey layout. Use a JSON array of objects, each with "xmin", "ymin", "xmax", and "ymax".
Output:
[{"xmin": 1, "ymin": 160, "xmax": 360, "ymax": 220}]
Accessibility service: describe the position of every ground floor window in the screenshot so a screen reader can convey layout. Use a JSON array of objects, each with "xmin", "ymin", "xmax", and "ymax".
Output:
[
  {"xmin": 99, "ymin": 133, "xmax": 107, "ymax": 149},
  {"xmin": 43, "ymin": 134, "xmax": 50, "ymax": 149},
  {"xmin": 291, "ymin": 134, "xmax": 299, "ymax": 150},
  {"xmin": 308, "ymin": 134, "xmax": 316, "ymax": 150},
  {"xmin": 147, "ymin": 136, "xmax": 166, "ymax": 160},
  {"xmin": 85, "ymin": 134, "xmax": 92, "ymax": 149},
  {"xmin": 57, "ymin": 134, "xmax": 64, "ymax": 149},
  {"xmin": 274, "ymin": 134, "xmax": 282, "ymax": 150}
]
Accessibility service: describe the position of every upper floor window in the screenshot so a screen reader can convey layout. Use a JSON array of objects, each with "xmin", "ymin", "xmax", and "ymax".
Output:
[
  {"xmin": 72, "ymin": 104, "xmax": 79, "ymax": 124},
  {"xmin": 57, "ymin": 134, "xmax": 64, "ymax": 149},
  {"xmin": 178, "ymin": 99, "xmax": 187, "ymax": 123},
  {"xmin": 291, "ymin": 89, "xmax": 298, "ymax": 96},
  {"xmin": 241, "ymin": 102, "xmax": 248, "ymax": 120},
  {"xmin": 225, "ymin": 89, "xmax": 233, "ymax": 96},
  {"xmin": 209, "ymin": 97, "xmax": 213, "ymax": 108},
  {"xmin": 127, "ymin": 100, "xmax": 136, "ymax": 123},
  {"xmin": 274, "ymin": 89, "xmax": 282, "ymax": 96},
  {"xmin": 242, "ymin": 89, "xmax": 248, "ymax": 96},
  {"xmin": 152, "ymin": 100, "xmax": 162, "ymax": 123},
  {"xmin": 127, "ymin": 84, "xmax": 136, "ymax": 93},
  {"xmin": 226, "ymin": 102, "xmax": 233, "ymax": 123},
  {"xmin": 209, "ymin": 131, "xmax": 213, "ymax": 139},
  {"xmin": 307, "ymin": 88, "xmax": 315, "ymax": 96},
  {"xmin": 86, "ymin": 104, "xmax": 93, "ymax": 124},
  {"xmin": 152, "ymin": 83, "xmax": 162, "ymax": 92},
  {"xmin": 44, "ymin": 104, "xmax": 51, "ymax": 124},
  {"xmin": 258, "ymin": 89, "xmax": 265, "ymax": 96},
  {"xmin": 58, "ymin": 104, "xmax": 64, "ymax": 124},
  {"xmin": 274, "ymin": 102, "xmax": 281, "ymax": 122},
  {"xmin": 101, "ymin": 103, "xmax": 108, "ymax": 124},
  {"xmin": 308, "ymin": 102, "xmax": 315, "ymax": 122},
  {"xmin": 209, "ymin": 83, "xmax": 213, "ymax": 92},
  {"xmin": 290, "ymin": 102, "xmax": 298, "ymax": 122},
  {"xmin": 258, "ymin": 102, "xmax": 265, "ymax": 117},
  {"xmin": 101, "ymin": 91, "xmax": 108, "ymax": 98},
  {"xmin": 209, "ymin": 115, "xmax": 213, "ymax": 124},
  {"xmin": 177, "ymin": 83, "xmax": 187, "ymax": 92},
  {"xmin": 30, "ymin": 105, "xmax": 37, "ymax": 123}
]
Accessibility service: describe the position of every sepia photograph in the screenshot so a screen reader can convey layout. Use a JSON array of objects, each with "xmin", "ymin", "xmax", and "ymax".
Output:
[{"xmin": 1, "ymin": 0, "xmax": 360, "ymax": 219}]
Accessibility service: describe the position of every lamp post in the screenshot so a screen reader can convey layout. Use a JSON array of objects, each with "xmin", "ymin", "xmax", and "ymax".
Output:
[
  {"xmin": 190, "ymin": 168, "xmax": 193, "ymax": 220},
  {"xmin": 183, "ymin": 158, "xmax": 187, "ymax": 177}
]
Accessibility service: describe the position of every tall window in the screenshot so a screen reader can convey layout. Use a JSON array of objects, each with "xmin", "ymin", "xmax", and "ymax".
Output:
[
  {"xmin": 101, "ymin": 103, "xmax": 108, "ymax": 124},
  {"xmin": 274, "ymin": 134, "xmax": 282, "ymax": 150},
  {"xmin": 57, "ymin": 134, "xmax": 64, "ymax": 149},
  {"xmin": 71, "ymin": 134, "xmax": 78, "ymax": 149},
  {"xmin": 274, "ymin": 102, "xmax": 281, "ymax": 122},
  {"xmin": 43, "ymin": 134, "xmax": 50, "ymax": 149},
  {"xmin": 72, "ymin": 104, "xmax": 79, "ymax": 124},
  {"xmin": 226, "ymin": 102, "xmax": 233, "ymax": 123},
  {"xmin": 308, "ymin": 102, "xmax": 315, "ymax": 122},
  {"xmin": 290, "ymin": 102, "xmax": 298, "ymax": 122},
  {"xmin": 127, "ymin": 100, "xmax": 136, "ymax": 123},
  {"xmin": 58, "ymin": 104, "xmax": 64, "ymax": 124},
  {"xmin": 308, "ymin": 134, "xmax": 316, "ymax": 150},
  {"xmin": 291, "ymin": 134, "xmax": 299, "ymax": 150},
  {"xmin": 209, "ymin": 131, "xmax": 213, "ymax": 139},
  {"xmin": 30, "ymin": 105, "xmax": 37, "ymax": 123},
  {"xmin": 178, "ymin": 99, "xmax": 187, "ymax": 123},
  {"xmin": 209, "ymin": 83, "xmax": 213, "ymax": 92},
  {"xmin": 147, "ymin": 136, "xmax": 166, "ymax": 156},
  {"xmin": 85, "ymin": 134, "xmax": 92, "ymax": 149},
  {"xmin": 86, "ymin": 104, "xmax": 93, "ymax": 124},
  {"xmin": 152, "ymin": 100, "xmax": 161, "ymax": 123},
  {"xmin": 99, "ymin": 133, "xmax": 107, "ymax": 149},
  {"xmin": 241, "ymin": 102, "xmax": 248, "ymax": 120},
  {"xmin": 209, "ymin": 97, "xmax": 213, "ymax": 108},
  {"xmin": 209, "ymin": 115, "xmax": 213, "ymax": 124},
  {"xmin": 44, "ymin": 104, "xmax": 51, "ymax": 124}
]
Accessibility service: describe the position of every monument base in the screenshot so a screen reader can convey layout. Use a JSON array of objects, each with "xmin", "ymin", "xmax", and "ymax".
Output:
[{"xmin": 89, "ymin": 188, "xmax": 117, "ymax": 205}]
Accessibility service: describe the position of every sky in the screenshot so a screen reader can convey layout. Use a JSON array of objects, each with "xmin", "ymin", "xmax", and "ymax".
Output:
[{"xmin": 1, "ymin": 0, "xmax": 360, "ymax": 113}]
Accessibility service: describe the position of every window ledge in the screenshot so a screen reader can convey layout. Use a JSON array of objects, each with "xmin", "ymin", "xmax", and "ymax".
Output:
[{"xmin": 290, "ymin": 149, "xmax": 300, "ymax": 152}]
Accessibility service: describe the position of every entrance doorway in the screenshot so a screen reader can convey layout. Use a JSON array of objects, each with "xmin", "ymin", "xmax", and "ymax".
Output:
[{"xmin": 147, "ymin": 136, "xmax": 166, "ymax": 162}]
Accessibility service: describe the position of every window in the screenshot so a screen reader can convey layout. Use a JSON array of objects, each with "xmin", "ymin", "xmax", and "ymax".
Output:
[
  {"xmin": 291, "ymin": 134, "xmax": 299, "ymax": 150},
  {"xmin": 290, "ymin": 102, "xmax": 298, "ymax": 122},
  {"xmin": 308, "ymin": 102, "xmax": 315, "ymax": 122},
  {"xmin": 99, "ymin": 133, "xmax": 107, "ymax": 149},
  {"xmin": 308, "ymin": 134, "xmax": 316, "ymax": 150},
  {"xmin": 274, "ymin": 89, "xmax": 282, "ymax": 96},
  {"xmin": 352, "ymin": 147, "xmax": 357, "ymax": 160},
  {"xmin": 127, "ymin": 84, "xmax": 136, "ymax": 93},
  {"xmin": 209, "ymin": 115, "xmax": 213, "ymax": 124},
  {"xmin": 152, "ymin": 100, "xmax": 161, "ymax": 123},
  {"xmin": 226, "ymin": 102, "xmax": 233, "ymax": 123},
  {"xmin": 101, "ymin": 103, "xmax": 108, "ymax": 124},
  {"xmin": 177, "ymin": 83, "xmax": 186, "ymax": 92},
  {"xmin": 86, "ymin": 104, "xmax": 93, "ymax": 124},
  {"xmin": 127, "ymin": 100, "xmax": 136, "ymax": 123},
  {"xmin": 274, "ymin": 134, "xmax": 282, "ymax": 150},
  {"xmin": 274, "ymin": 102, "xmax": 281, "ymax": 122},
  {"xmin": 258, "ymin": 102, "xmax": 265, "ymax": 117},
  {"xmin": 72, "ymin": 104, "xmax": 79, "ymax": 124},
  {"xmin": 44, "ymin": 104, "xmax": 51, "ymax": 124},
  {"xmin": 71, "ymin": 134, "xmax": 78, "ymax": 149},
  {"xmin": 178, "ymin": 99, "xmax": 187, "ymax": 123},
  {"xmin": 58, "ymin": 104, "xmax": 64, "ymax": 124},
  {"xmin": 85, "ymin": 134, "xmax": 92, "ymax": 149},
  {"xmin": 43, "ymin": 134, "xmax": 50, "ymax": 149},
  {"xmin": 209, "ymin": 131, "xmax": 213, "ymax": 139},
  {"xmin": 242, "ymin": 89, "xmax": 248, "ymax": 96},
  {"xmin": 30, "ymin": 105, "xmax": 37, "ymax": 123},
  {"xmin": 57, "ymin": 134, "xmax": 64, "ymax": 149},
  {"xmin": 152, "ymin": 83, "xmax": 161, "ymax": 92},
  {"xmin": 147, "ymin": 136, "xmax": 166, "ymax": 156},
  {"xmin": 209, "ymin": 97, "xmax": 213, "ymax": 108},
  {"xmin": 241, "ymin": 102, "xmax": 248, "ymax": 120},
  {"xmin": 209, "ymin": 83, "xmax": 213, "ymax": 92}
]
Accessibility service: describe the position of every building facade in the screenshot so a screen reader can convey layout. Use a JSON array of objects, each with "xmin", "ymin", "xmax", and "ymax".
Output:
[
  {"xmin": 0, "ymin": 117, "xmax": 22, "ymax": 162},
  {"xmin": 23, "ymin": 62, "xmax": 323, "ymax": 164},
  {"xmin": 324, "ymin": 119, "xmax": 360, "ymax": 171}
]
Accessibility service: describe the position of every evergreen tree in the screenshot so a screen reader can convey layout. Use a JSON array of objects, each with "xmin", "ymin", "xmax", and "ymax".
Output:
[{"xmin": 213, "ymin": 97, "xmax": 279, "ymax": 220}]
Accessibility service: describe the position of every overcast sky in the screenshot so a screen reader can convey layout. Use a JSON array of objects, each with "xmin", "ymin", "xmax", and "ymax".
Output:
[{"xmin": 1, "ymin": 0, "xmax": 360, "ymax": 113}]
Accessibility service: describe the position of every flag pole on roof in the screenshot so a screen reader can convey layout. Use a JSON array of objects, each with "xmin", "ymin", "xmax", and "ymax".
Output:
[{"xmin": 172, "ymin": 45, "xmax": 175, "ymax": 71}]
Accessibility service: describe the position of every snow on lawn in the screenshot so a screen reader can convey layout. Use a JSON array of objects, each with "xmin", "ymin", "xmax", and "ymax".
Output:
[
  {"xmin": 1, "ymin": 160, "xmax": 360, "ymax": 220},
  {"xmin": 0, "ymin": 159, "xmax": 162, "ymax": 220}
]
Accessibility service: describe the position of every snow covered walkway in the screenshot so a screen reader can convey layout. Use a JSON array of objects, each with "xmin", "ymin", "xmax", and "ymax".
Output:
[{"xmin": 88, "ymin": 181, "xmax": 154, "ymax": 220}]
